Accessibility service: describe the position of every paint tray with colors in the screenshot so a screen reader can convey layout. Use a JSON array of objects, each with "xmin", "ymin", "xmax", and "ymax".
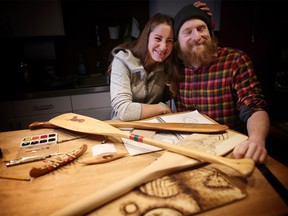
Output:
[
  {"xmin": 18, "ymin": 133, "xmax": 59, "ymax": 158},
  {"xmin": 20, "ymin": 133, "xmax": 58, "ymax": 147}
]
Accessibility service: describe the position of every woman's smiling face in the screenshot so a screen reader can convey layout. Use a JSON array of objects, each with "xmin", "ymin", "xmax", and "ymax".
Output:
[{"xmin": 147, "ymin": 23, "xmax": 174, "ymax": 63}]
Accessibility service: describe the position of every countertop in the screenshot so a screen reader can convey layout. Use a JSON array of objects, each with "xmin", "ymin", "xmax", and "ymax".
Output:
[
  {"xmin": 1, "ymin": 73, "xmax": 110, "ymax": 101},
  {"xmin": 12, "ymin": 84, "xmax": 110, "ymax": 100}
]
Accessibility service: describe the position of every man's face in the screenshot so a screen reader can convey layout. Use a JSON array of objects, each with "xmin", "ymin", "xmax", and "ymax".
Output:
[{"xmin": 177, "ymin": 19, "xmax": 213, "ymax": 67}]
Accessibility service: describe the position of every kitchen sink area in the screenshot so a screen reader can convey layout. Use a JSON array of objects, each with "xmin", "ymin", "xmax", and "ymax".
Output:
[
  {"xmin": 30, "ymin": 72, "xmax": 109, "ymax": 91},
  {"xmin": 3, "ymin": 73, "xmax": 110, "ymax": 101},
  {"xmin": 1, "ymin": 72, "xmax": 111, "ymax": 131}
]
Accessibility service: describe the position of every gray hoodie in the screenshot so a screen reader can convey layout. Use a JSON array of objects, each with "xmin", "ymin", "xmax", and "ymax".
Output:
[{"xmin": 110, "ymin": 48, "xmax": 170, "ymax": 121}]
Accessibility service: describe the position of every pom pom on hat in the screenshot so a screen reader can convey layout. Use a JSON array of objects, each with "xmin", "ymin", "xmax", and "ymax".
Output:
[{"xmin": 174, "ymin": 4, "xmax": 213, "ymax": 39}]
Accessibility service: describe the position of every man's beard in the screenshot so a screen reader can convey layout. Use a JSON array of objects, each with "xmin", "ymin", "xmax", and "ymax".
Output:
[{"xmin": 178, "ymin": 37, "xmax": 217, "ymax": 67}]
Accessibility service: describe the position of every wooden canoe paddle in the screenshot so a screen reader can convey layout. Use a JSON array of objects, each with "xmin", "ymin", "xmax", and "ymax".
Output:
[
  {"xmin": 48, "ymin": 113, "xmax": 254, "ymax": 177},
  {"xmin": 106, "ymin": 120, "xmax": 229, "ymax": 133},
  {"xmin": 29, "ymin": 119, "xmax": 228, "ymax": 133}
]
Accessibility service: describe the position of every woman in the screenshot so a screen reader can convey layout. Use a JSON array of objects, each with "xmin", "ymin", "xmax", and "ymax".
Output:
[
  {"xmin": 108, "ymin": 13, "xmax": 175, "ymax": 121},
  {"xmin": 108, "ymin": 2, "xmax": 212, "ymax": 121}
]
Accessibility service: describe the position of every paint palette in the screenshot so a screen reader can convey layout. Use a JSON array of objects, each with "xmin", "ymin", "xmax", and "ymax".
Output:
[
  {"xmin": 20, "ymin": 133, "xmax": 58, "ymax": 147},
  {"xmin": 17, "ymin": 133, "xmax": 59, "ymax": 158}
]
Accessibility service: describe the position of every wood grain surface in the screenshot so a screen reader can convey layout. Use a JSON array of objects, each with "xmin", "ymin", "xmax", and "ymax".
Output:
[{"xmin": 0, "ymin": 117, "xmax": 287, "ymax": 216}]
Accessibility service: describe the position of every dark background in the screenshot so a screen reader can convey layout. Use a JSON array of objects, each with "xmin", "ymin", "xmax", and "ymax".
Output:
[{"xmin": 216, "ymin": 0, "xmax": 288, "ymax": 165}]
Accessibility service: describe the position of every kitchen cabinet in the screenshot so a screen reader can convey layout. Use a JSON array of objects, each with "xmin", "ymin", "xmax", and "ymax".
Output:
[
  {"xmin": 10, "ymin": 91, "xmax": 112, "ymax": 130},
  {"xmin": 0, "ymin": 0, "xmax": 64, "ymax": 37},
  {"xmin": 71, "ymin": 92, "xmax": 112, "ymax": 120},
  {"xmin": 12, "ymin": 96, "xmax": 72, "ymax": 130}
]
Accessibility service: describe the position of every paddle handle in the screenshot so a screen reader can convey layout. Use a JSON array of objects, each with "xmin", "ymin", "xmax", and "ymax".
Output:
[
  {"xmin": 106, "ymin": 120, "xmax": 228, "ymax": 133},
  {"xmin": 29, "ymin": 120, "xmax": 228, "ymax": 133},
  {"xmin": 29, "ymin": 121, "xmax": 57, "ymax": 129},
  {"xmin": 122, "ymin": 133, "xmax": 255, "ymax": 177}
]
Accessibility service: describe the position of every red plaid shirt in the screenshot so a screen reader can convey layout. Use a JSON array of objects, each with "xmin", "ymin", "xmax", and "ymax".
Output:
[{"xmin": 175, "ymin": 47, "xmax": 268, "ymax": 130}]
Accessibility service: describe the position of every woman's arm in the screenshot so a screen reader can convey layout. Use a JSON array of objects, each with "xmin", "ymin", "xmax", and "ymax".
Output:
[
  {"xmin": 110, "ymin": 58, "xmax": 142, "ymax": 121},
  {"xmin": 194, "ymin": 1, "xmax": 213, "ymax": 16},
  {"xmin": 110, "ymin": 58, "xmax": 172, "ymax": 121}
]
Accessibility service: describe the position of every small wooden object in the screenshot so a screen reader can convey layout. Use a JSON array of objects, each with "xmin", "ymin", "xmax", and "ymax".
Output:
[
  {"xmin": 29, "ymin": 144, "xmax": 88, "ymax": 178},
  {"xmin": 80, "ymin": 153, "xmax": 127, "ymax": 165}
]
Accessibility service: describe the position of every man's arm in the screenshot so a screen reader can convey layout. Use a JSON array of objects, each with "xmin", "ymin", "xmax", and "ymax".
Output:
[{"xmin": 233, "ymin": 110, "xmax": 270, "ymax": 163}]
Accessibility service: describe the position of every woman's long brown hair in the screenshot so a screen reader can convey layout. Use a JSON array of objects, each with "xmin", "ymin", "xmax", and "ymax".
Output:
[{"xmin": 107, "ymin": 13, "xmax": 180, "ymax": 98}]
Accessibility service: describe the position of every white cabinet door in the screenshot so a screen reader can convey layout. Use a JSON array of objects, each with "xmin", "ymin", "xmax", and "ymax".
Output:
[
  {"xmin": 14, "ymin": 113, "xmax": 66, "ymax": 130},
  {"xmin": 73, "ymin": 108, "xmax": 112, "ymax": 121},
  {"xmin": 71, "ymin": 92, "xmax": 111, "ymax": 110},
  {"xmin": 71, "ymin": 92, "xmax": 112, "ymax": 120},
  {"xmin": 10, "ymin": 91, "xmax": 112, "ymax": 130},
  {"xmin": 13, "ymin": 96, "xmax": 72, "ymax": 117},
  {"xmin": 13, "ymin": 96, "xmax": 72, "ymax": 129}
]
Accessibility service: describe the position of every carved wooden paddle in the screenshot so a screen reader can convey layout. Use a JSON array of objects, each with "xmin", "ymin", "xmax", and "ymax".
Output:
[
  {"xmin": 29, "ymin": 119, "xmax": 228, "ymax": 133},
  {"xmin": 105, "ymin": 119, "xmax": 228, "ymax": 133},
  {"xmin": 49, "ymin": 113, "xmax": 255, "ymax": 177}
]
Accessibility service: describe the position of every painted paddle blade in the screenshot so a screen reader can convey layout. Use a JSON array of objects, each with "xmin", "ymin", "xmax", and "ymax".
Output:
[{"xmin": 49, "ymin": 113, "xmax": 122, "ymax": 136}]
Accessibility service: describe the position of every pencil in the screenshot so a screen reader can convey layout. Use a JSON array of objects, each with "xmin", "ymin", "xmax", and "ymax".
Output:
[{"xmin": 0, "ymin": 175, "xmax": 31, "ymax": 181}]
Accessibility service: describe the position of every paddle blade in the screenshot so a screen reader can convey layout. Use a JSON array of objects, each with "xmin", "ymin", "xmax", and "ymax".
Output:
[{"xmin": 49, "ymin": 113, "xmax": 122, "ymax": 136}]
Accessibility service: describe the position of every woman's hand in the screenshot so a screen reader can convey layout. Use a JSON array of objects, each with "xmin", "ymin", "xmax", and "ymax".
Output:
[{"xmin": 194, "ymin": 1, "xmax": 213, "ymax": 17}]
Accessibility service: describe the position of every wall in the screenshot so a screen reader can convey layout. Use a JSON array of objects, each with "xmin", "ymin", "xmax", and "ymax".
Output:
[
  {"xmin": 0, "ymin": 0, "xmax": 64, "ymax": 37},
  {"xmin": 217, "ymin": 0, "xmax": 288, "ymax": 121},
  {"xmin": 0, "ymin": 0, "xmax": 149, "ymax": 97},
  {"xmin": 58, "ymin": 0, "xmax": 149, "ymax": 78},
  {"xmin": 149, "ymin": 0, "xmax": 221, "ymax": 31}
]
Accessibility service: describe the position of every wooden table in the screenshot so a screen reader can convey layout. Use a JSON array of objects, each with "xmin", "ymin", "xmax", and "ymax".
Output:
[{"xmin": 0, "ymin": 128, "xmax": 287, "ymax": 216}]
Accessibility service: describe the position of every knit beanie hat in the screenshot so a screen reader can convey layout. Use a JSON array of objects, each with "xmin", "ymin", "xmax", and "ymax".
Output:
[{"xmin": 174, "ymin": 4, "xmax": 212, "ymax": 39}]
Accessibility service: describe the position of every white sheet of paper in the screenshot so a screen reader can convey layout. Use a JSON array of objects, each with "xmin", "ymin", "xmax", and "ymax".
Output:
[
  {"xmin": 123, "ymin": 139, "xmax": 161, "ymax": 156},
  {"xmin": 123, "ymin": 111, "xmax": 214, "ymax": 156},
  {"xmin": 92, "ymin": 143, "xmax": 116, "ymax": 156}
]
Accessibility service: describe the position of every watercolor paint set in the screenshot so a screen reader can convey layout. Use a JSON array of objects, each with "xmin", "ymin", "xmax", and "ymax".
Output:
[
  {"xmin": 17, "ymin": 133, "xmax": 59, "ymax": 158},
  {"xmin": 20, "ymin": 133, "xmax": 57, "ymax": 147}
]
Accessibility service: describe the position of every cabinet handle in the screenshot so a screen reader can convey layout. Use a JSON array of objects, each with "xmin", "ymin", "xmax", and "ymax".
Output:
[{"xmin": 33, "ymin": 104, "xmax": 54, "ymax": 110}]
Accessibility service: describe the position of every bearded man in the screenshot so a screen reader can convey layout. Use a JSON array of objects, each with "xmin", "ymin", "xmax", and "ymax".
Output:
[{"xmin": 171, "ymin": 4, "xmax": 270, "ymax": 164}]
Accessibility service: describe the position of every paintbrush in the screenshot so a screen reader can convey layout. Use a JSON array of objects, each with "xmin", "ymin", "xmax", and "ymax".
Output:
[{"xmin": 0, "ymin": 175, "xmax": 31, "ymax": 181}]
